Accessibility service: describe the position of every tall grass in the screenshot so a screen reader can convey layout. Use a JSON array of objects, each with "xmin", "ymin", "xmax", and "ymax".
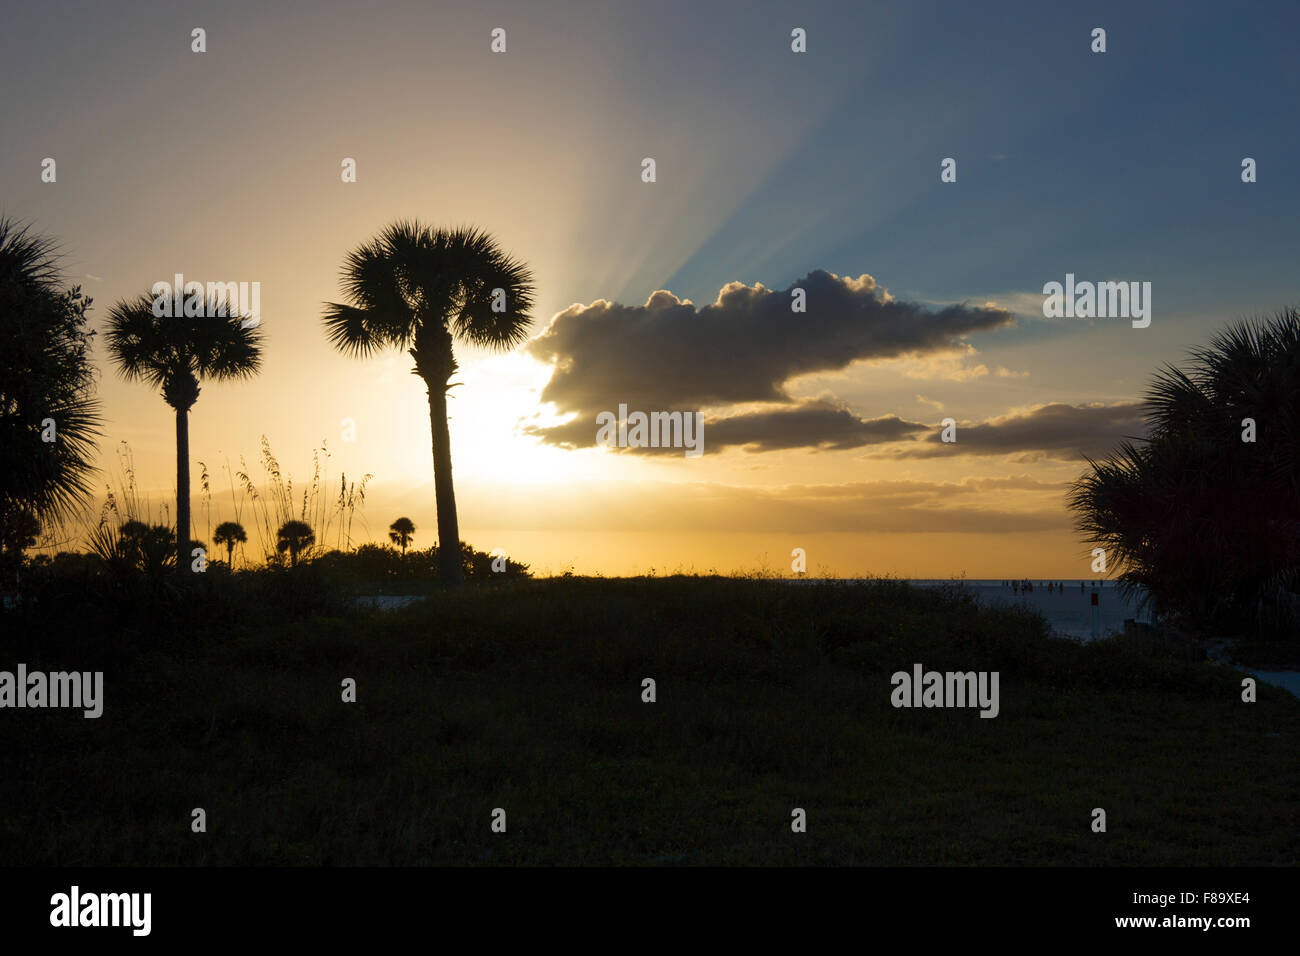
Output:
[
  {"xmin": 231, "ymin": 437, "xmax": 372, "ymax": 564},
  {"xmin": 33, "ymin": 439, "xmax": 372, "ymax": 570}
]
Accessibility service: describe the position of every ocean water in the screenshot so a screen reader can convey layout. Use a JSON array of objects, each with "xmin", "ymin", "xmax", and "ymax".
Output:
[
  {"xmin": 791, "ymin": 578, "xmax": 1300, "ymax": 698},
  {"xmin": 908, "ymin": 580, "xmax": 1150, "ymax": 640}
]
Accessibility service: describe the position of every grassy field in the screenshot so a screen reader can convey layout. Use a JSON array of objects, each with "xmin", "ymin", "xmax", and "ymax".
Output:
[{"xmin": 2, "ymin": 575, "xmax": 1297, "ymax": 865}]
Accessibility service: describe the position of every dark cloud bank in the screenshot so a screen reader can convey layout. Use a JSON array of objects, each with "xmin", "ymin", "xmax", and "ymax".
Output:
[
  {"xmin": 877, "ymin": 402, "xmax": 1147, "ymax": 462},
  {"xmin": 522, "ymin": 270, "xmax": 1144, "ymax": 459},
  {"xmin": 523, "ymin": 270, "xmax": 1009, "ymax": 449}
]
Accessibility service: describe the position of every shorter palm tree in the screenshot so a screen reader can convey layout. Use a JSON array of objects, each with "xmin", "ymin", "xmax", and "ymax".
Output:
[
  {"xmin": 104, "ymin": 291, "xmax": 262, "ymax": 573},
  {"xmin": 388, "ymin": 517, "xmax": 416, "ymax": 556},
  {"xmin": 213, "ymin": 520, "xmax": 247, "ymax": 571},
  {"xmin": 276, "ymin": 519, "xmax": 314, "ymax": 567}
]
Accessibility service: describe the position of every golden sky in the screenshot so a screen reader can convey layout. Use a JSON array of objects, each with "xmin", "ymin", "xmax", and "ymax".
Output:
[{"xmin": 6, "ymin": 1, "xmax": 1297, "ymax": 577}]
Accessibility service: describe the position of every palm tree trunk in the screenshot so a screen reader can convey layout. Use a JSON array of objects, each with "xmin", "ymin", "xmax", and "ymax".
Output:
[
  {"xmin": 176, "ymin": 407, "xmax": 191, "ymax": 574},
  {"xmin": 427, "ymin": 385, "xmax": 463, "ymax": 584}
]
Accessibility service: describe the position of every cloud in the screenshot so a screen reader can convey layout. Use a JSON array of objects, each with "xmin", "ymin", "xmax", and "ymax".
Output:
[
  {"xmin": 703, "ymin": 402, "xmax": 925, "ymax": 453},
  {"xmin": 874, "ymin": 401, "xmax": 1146, "ymax": 461},
  {"xmin": 980, "ymin": 291, "xmax": 1049, "ymax": 320},
  {"xmin": 523, "ymin": 400, "xmax": 927, "ymax": 454},
  {"xmin": 524, "ymin": 270, "xmax": 1013, "ymax": 450},
  {"xmin": 898, "ymin": 344, "xmax": 989, "ymax": 381}
]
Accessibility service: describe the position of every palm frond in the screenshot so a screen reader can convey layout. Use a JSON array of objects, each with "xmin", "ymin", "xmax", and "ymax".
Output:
[{"xmin": 323, "ymin": 220, "xmax": 535, "ymax": 367}]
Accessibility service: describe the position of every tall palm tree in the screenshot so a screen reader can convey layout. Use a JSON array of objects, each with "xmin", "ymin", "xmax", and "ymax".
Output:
[
  {"xmin": 213, "ymin": 520, "xmax": 247, "ymax": 570},
  {"xmin": 105, "ymin": 292, "xmax": 262, "ymax": 572},
  {"xmin": 388, "ymin": 516, "xmax": 415, "ymax": 555},
  {"xmin": 276, "ymin": 519, "xmax": 314, "ymax": 567},
  {"xmin": 323, "ymin": 222, "xmax": 534, "ymax": 584}
]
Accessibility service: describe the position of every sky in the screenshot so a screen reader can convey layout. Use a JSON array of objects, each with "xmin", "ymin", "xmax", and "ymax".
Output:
[{"xmin": 3, "ymin": 0, "xmax": 1298, "ymax": 577}]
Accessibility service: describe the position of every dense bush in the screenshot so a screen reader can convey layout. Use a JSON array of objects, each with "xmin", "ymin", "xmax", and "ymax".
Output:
[{"xmin": 311, "ymin": 541, "xmax": 530, "ymax": 585}]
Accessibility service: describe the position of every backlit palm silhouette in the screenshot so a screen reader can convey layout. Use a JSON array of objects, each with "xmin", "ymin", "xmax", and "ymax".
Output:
[{"xmin": 323, "ymin": 222, "xmax": 534, "ymax": 584}]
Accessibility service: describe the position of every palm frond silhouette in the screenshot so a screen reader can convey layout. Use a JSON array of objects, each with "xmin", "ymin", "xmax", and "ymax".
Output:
[
  {"xmin": 0, "ymin": 217, "xmax": 102, "ymax": 549},
  {"xmin": 276, "ymin": 519, "xmax": 314, "ymax": 567}
]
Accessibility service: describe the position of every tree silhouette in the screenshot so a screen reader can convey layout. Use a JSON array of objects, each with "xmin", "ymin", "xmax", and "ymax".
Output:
[
  {"xmin": 213, "ymin": 520, "xmax": 247, "ymax": 570},
  {"xmin": 0, "ymin": 218, "xmax": 102, "ymax": 556},
  {"xmin": 104, "ymin": 291, "xmax": 262, "ymax": 573},
  {"xmin": 1069, "ymin": 308, "xmax": 1300, "ymax": 636},
  {"xmin": 1, "ymin": 508, "xmax": 40, "ymax": 571},
  {"xmin": 88, "ymin": 519, "xmax": 177, "ymax": 577},
  {"xmin": 323, "ymin": 222, "xmax": 534, "ymax": 583},
  {"xmin": 388, "ymin": 516, "xmax": 415, "ymax": 555},
  {"xmin": 276, "ymin": 519, "xmax": 314, "ymax": 567}
]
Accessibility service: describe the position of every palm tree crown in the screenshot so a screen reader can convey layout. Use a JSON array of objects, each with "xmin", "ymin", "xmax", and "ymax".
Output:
[
  {"xmin": 105, "ymin": 293, "xmax": 262, "ymax": 411},
  {"xmin": 323, "ymin": 222, "xmax": 535, "ymax": 368},
  {"xmin": 276, "ymin": 519, "xmax": 314, "ymax": 567}
]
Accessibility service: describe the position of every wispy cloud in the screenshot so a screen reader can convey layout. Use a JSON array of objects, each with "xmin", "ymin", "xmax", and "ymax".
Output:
[{"xmin": 871, "ymin": 402, "xmax": 1146, "ymax": 461}]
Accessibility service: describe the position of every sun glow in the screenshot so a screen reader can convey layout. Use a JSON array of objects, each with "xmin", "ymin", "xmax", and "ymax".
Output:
[{"xmin": 437, "ymin": 351, "xmax": 597, "ymax": 487}]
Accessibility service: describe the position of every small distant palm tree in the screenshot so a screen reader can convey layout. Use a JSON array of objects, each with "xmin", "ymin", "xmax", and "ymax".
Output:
[
  {"xmin": 105, "ymin": 292, "xmax": 262, "ymax": 573},
  {"xmin": 276, "ymin": 519, "xmax": 314, "ymax": 567},
  {"xmin": 388, "ymin": 517, "xmax": 415, "ymax": 555},
  {"xmin": 213, "ymin": 520, "xmax": 247, "ymax": 570},
  {"xmin": 323, "ymin": 222, "xmax": 534, "ymax": 584}
]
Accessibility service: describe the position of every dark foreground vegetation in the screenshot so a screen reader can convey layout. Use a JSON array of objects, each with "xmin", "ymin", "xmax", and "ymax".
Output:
[{"xmin": 2, "ymin": 575, "xmax": 1295, "ymax": 865}]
